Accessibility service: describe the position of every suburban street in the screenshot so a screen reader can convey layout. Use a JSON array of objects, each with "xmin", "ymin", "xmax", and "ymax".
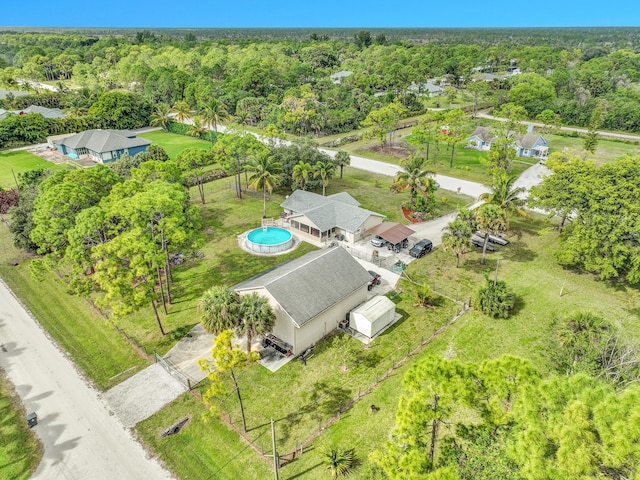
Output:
[{"xmin": 0, "ymin": 279, "xmax": 174, "ymax": 480}]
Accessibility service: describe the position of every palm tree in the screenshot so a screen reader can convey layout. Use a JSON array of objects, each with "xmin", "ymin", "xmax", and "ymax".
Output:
[
  {"xmin": 292, "ymin": 160, "xmax": 312, "ymax": 191},
  {"xmin": 150, "ymin": 103, "xmax": 172, "ymax": 131},
  {"xmin": 323, "ymin": 446, "xmax": 356, "ymax": 479},
  {"xmin": 390, "ymin": 155, "xmax": 435, "ymax": 209},
  {"xmin": 475, "ymin": 204, "xmax": 507, "ymax": 265},
  {"xmin": 238, "ymin": 293, "xmax": 275, "ymax": 353},
  {"xmin": 201, "ymin": 99, "xmax": 229, "ymax": 142},
  {"xmin": 313, "ymin": 161, "xmax": 336, "ymax": 196},
  {"xmin": 441, "ymin": 218, "xmax": 472, "ymax": 268},
  {"xmin": 198, "ymin": 286, "xmax": 241, "ymax": 334},
  {"xmin": 479, "ymin": 171, "xmax": 527, "ymax": 230},
  {"xmin": 187, "ymin": 116, "xmax": 207, "ymax": 139},
  {"xmin": 172, "ymin": 100, "xmax": 192, "ymax": 125},
  {"xmin": 234, "ymin": 111, "xmax": 249, "ymax": 134},
  {"xmin": 334, "ymin": 150, "xmax": 350, "ymax": 180},
  {"xmin": 246, "ymin": 152, "xmax": 282, "ymax": 218}
]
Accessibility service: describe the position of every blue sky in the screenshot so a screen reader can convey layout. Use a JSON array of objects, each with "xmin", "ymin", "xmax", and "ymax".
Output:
[{"xmin": 3, "ymin": 0, "xmax": 639, "ymax": 28}]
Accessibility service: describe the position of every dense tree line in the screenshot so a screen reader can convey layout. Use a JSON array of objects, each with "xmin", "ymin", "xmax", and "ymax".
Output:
[{"xmin": 2, "ymin": 29, "xmax": 640, "ymax": 144}]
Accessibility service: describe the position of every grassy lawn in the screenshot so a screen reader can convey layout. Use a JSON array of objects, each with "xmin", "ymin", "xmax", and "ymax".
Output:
[
  {"xmin": 0, "ymin": 224, "xmax": 148, "ymax": 391},
  {"xmin": 136, "ymin": 214, "xmax": 640, "ymax": 479},
  {"xmin": 0, "ymin": 150, "xmax": 65, "ymax": 189},
  {"xmin": 0, "ymin": 370, "xmax": 42, "ymax": 480},
  {"xmin": 547, "ymin": 133, "xmax": 640, "ymax": 165},
  {"xmin": 139, "ymin": 130, "xmax": 213, "ymax": 160}
]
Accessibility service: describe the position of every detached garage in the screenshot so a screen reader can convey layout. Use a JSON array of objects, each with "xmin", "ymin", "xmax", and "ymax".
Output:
[{"xmin": 349, "ymin": 295, "xmax": 397, "ymax": 339}]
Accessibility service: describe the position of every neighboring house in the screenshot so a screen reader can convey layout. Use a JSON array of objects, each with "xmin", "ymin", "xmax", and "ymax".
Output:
[
  {"xmin": 233, "ymin": 247, "xmax": 371, "ymax": 356},
  {"xmin": 514, "ymin": 132, "xmax": 548, "ymax": 159},
  {"xmin": 407, "ymin": 81, "xmax": 444, "ymax": 97},
  {"xmin": 281, "ymin": 190, "xmax": 385, "ymax": 245},
  {"xmin": 0, "ymin": 104, "xmax": 65, "ymax": 120},
  {"xmin": 467, "ymin": 126, "xmax": 548, "ymax": 159},
  {"xmin": 50, "ymin": 129, "xmax": 151, "ymax": 163},
  {"xmin": 16, "ymin": 105, "xmax": 66, "ymax": 119},
  {"xmin": 0, "ymin": 89, "xmax": 29, "ymax": 100},
  {"xmin": 329, "ymin": 71, "xmax": 353, "ymax": 84},
  {"xmin": 467, "ymin": 126, "xmax": 497, "ymax": 150},
  {"xmin": 474, "ymin": 73, "xmax": 511, "ymax": 82}
]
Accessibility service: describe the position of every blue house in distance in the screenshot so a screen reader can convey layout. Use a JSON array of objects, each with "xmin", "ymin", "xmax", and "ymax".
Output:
[{"xmin": 51, "ymin": 129, "xmax": 151, "ymax": 164}]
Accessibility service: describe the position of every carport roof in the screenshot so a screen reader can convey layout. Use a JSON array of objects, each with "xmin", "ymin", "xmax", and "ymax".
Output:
[{"xmin": 365, "ymin": 222, "xmax": 415, "ymax": 245}]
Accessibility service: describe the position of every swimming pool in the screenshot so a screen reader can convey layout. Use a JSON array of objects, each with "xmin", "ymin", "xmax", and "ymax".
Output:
[{"xmin": 246, "ymin": 227, "xmax": 293, "ymax": 254}]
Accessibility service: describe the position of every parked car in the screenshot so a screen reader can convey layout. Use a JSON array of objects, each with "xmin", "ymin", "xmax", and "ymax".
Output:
[
  {"xmin": 371, "ymin": 235, "xmax": 389, "ymax": 247},
  {"xmin": 368, "ymin": 270, "xmax": 381, "ymax": 290},
  {"xmin": 471, "ymin": 235, "xmax": 496, "ymax": 251},
  {"xmin": 409, "ymin": 238, "xmax": 433, "ymax": 258},
  {"xmin": 475, "ymin": 231, "xmax": 509, "ymax": 246},
  {"xmin": 387, "ymin": 238, "xmax": 409, "ymax": 253}
]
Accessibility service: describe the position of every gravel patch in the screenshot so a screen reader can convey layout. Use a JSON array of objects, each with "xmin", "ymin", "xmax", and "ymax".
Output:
[{"xmin": 103, "ymin": 363, "xmax": 186, "ymax": 428}]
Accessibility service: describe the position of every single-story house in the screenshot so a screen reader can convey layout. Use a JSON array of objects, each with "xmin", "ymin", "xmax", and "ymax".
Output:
[
  {"xmin": 281, "ymin": 190, "xmax": 385, "ymax": 245},
  {"xmin": 514, "ymin": 132, "xmax": 548, "ymax": 159},
  {"xmin": 0, "ymin": 105, "xmax": 66, "ymax": 120},
  {"xmin": 467, "ymin": 126, "xmax": 497, "ymax": 150},
  {"xmin": 467, "ymin": 126, "xmax": 548, "ymax": 159},
  {"xmin": 407, "ymin": 81, "xmax": 444, "ymax": 97},
  {"xmin": 234, "ymin": 247, "xmax": 371, "ymax": 356},
  {"xmin": 330, "ymin": 71, "xmax": 353, "ymax": 84},
  {"xmin": 50, "ymin": 129, "xmax": 151, "ymax": 164},
  {"xmin": 0, "ymin": 89, "xmax": 29, "ymax": 100}
]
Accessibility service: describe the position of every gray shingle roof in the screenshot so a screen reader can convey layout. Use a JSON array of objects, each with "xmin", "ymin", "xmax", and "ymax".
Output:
[
  {"xmin": 514, "ymin": 132, "xmax": 547, "ymax": 149},
  {"xmin": 470, "ymin": 126, "xmax": 497, "ymax": 143},
  {"xmin": 21, "ymin": 105, "xmax": 66, "ymax": 119},
  {"xmin": 234, "ymin": 247, "xmax": 371, "ymax": 327},
  {"xmin": 282, "ymin": 190, "xmax": 383, "ymax": 233},
  {"xmin": 58, "ymin": 129, "xmax": 150, "ymax": 154}
]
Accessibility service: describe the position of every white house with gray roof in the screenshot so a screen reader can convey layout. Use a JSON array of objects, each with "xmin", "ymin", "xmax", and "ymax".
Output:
[
  {"xmin": 50, "ymin": 129, "xmax": 151, "ymax": 164},
  {"xmin": 281, "ymin": 190, "xmax": 385, "ymax": 246},
  {"xmin": 234, "ymin": 247, "xmax": 371, "ymax": 356}
]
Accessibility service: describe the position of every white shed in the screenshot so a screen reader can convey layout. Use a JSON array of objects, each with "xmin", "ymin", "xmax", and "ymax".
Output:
[{"xmin": 349, "ymin": 295, "xmax": 396, "ymax": 338}]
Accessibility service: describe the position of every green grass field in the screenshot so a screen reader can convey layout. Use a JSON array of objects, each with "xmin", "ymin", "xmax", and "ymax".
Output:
[
  {"xmin": 139, "ymin": 130, "xmax": 213, "ymax": 159},
  {"xmin": 136, "ymin": 215, "xmax": 640, "ymax": 480},
  {"xmin": 0, "ymin": 225, "xmax": 149, "ymax": 390},
  {"xmin": 547, "ymin": 134, "xmax": 640, "ymax": 164},
  {"xmin": 0, "ymin": 371, "xmax": 42, "ymax": 480},
  {"xmin": 0, "ymin": 150, "xmax": 65, "ymax": 189}
]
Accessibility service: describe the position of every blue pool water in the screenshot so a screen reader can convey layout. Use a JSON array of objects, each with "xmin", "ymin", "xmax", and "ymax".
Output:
[
  {"xmin": 247, "ymin": 227, "xmax": 292, "ymax": 245},
  {"xmin": 246, "ymin": 227, "xmax": 293, "ymax": 254}
]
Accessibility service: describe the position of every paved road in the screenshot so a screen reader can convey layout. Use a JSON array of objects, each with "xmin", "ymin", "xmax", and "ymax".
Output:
[
  {"xmin": 476, "ymin": 111, "xmax": 640, "ymax": 142},
  {"xmin": 0, "ymin": 279, "xmax": 174, "ymax": 480}
]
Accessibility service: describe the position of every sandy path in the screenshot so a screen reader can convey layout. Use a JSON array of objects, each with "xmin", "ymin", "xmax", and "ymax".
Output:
[{"xmin": 0, "ymin": 279, "xmax": 174, "ymax": 480}]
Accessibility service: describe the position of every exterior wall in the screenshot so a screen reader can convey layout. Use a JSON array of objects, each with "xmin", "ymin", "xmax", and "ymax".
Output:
[
  {"xmin": 128, "ymin": 145, "xmax": 148, "ymax": 157},
  {"xmin": 358, "ymin": 216, "xmax": 385, "ymax": 243},
  {"xmin": 292, "ymin": 285, "xmax": 368, "ymax": 355},
  {"xmin": 237, "ymin": 284, "xmax": 367, "ymax": 355},
  {"xmin": 288, "ymin": 214, "xmax": 326, "ymax": 246}
]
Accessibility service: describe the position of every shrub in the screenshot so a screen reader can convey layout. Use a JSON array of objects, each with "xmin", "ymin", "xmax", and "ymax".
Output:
[{"xmin": 474, "ymin": 274, "xmax": 516, "ymax": 319}]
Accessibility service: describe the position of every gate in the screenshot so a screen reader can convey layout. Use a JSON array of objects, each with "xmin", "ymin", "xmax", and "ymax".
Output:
[{"xmin": 154, "ymin": 351, "xmax": 193, "ymax": 390}]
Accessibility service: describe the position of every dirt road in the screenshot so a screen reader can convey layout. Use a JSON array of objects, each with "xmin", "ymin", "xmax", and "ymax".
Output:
[{"xmin": 0, "ymin": 279, "xmax": 174, "ymax": 480}]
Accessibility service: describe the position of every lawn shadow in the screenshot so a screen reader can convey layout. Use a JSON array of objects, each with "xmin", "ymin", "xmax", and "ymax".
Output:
[{"xmin": 284, "ymin": 462, "xmax": 323, "ymax": 479}]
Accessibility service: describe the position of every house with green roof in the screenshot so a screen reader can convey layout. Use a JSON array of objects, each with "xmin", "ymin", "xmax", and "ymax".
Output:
[{"xmin": 281, "ymin": 190, "xmax": 385, "ymax": 246}]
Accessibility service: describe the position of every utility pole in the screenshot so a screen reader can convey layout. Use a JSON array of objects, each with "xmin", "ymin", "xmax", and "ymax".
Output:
[{"xmin": 271, "ymin": 418, "xmax": 279, "ymax": 480}]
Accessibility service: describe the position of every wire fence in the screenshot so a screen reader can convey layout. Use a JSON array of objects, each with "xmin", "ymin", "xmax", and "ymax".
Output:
[{"xmin": 213, "ymin": 301, "xmax": 471, "ymax": 475}]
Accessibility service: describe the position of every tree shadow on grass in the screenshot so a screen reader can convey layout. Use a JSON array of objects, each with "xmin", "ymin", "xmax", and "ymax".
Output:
[{"xmin": 157, "ymin": 323, "xmax": 197, "ymax": 348}]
